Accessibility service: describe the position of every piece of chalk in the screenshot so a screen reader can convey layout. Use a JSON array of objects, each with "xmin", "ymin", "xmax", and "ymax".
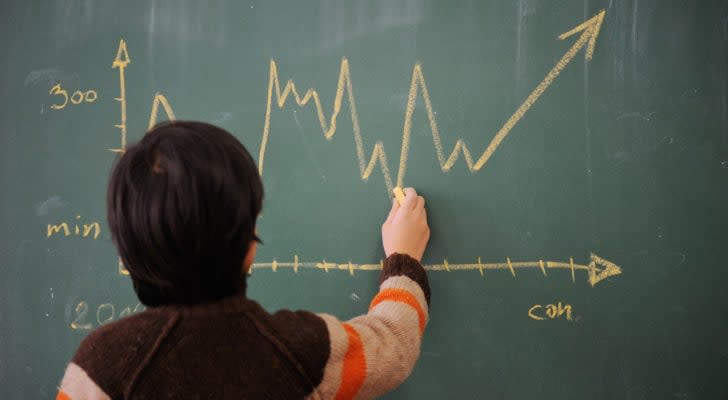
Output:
[{"xmin": 393, "ymin": 186, "xmax": 406, "ymax": 205}]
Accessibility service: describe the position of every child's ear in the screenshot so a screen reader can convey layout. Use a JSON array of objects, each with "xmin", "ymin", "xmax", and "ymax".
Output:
[{"xmin": 243, "ymin": 233, "xmax": 257, "ymax": 274}]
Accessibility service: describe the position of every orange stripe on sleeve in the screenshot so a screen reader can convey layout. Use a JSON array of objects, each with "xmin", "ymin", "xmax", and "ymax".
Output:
[
  {"xmin": 369, "ymin": 288, "xmax": 426, "ymax": 335},
  {"xmin": 334, "ymin": 323, "xmax": 367, "ymax": 400},
  {"xmin": 56, "ymin": 391, "xmax": 71, "ymax": 400}
]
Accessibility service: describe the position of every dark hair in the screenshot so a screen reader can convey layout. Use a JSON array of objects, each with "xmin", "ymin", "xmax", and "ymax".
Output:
[{"xmin": 107, "ymin": 121, "xmax": 263, "ymax": 306}]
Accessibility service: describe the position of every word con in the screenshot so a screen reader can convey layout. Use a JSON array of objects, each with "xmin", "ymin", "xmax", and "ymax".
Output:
[
  {"xmin": 528, "ymin": 301, "xmax": 573, "ymax": 321},
  {"xmin": 49, "ymin": 84, "xmax": 98, "ymax": 110},
  {"xmin": 258, "ymin": 10, "xmax": 606, "ymax": 193},
  {"xmin": 47, "ymin": 216, "xmax": 101, "ymax": 239},
  {"xmin": 251, "ymin": 252, "xmax": 621, "ymax": 287},
  {"xmin": 70, "ymin": 300, "xmax": 144, "ymax": 331}
]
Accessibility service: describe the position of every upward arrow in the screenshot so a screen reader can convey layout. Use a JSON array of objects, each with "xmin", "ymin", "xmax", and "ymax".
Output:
[
  {"xmin": 111, "ymin": 39, "xmax": 130, "ymax": 153},
  {"xmin": 558, "ymin": 9, "xmax": 606, "ymax": 61},
  {"xmin": 468, "ymin": 9, "xmax": 607, "ymax": 172},
  {"xmin": 112, "ymin": 39, "xmax": 130, "ymax": 69},
  {"xmin": 394, "ymin": 10, "xmax": 607, "ymax": 187}
]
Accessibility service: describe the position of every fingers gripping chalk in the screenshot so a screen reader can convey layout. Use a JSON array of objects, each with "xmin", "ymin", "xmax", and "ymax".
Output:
[
  {"xmin": 383, "ymin": 186, "xmax": 429, "ymax": 262},
  {"xmin": 393, "ymin": 186, "xmax": 406, "ymax": 205}
]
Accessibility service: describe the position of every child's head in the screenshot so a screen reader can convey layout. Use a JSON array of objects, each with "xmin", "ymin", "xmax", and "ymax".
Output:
[{"xmin": 107, "ymin": 121, "xmax": 263, "ymax": 306}]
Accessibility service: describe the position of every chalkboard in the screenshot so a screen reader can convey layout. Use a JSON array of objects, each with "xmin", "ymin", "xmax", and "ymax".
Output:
[{"xmin": 2, "ymin": 1, "xmax": 727, "ymax": 398}]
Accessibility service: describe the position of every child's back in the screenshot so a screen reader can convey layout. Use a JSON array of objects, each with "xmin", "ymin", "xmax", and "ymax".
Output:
[{"xmin": 57, "ymin": 121, "xmax": 431, "ymax": 400}]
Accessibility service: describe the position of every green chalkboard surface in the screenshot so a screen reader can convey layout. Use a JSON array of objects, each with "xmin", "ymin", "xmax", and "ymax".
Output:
[{"xmin": 2, "ymin": 1, "xmax": 727, "ymax": 398}]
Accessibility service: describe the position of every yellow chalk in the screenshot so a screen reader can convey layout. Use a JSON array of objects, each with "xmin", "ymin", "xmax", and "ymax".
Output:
[{"xmin": 393, "ymin": 186, "xmax": 406, "ymax": 205}]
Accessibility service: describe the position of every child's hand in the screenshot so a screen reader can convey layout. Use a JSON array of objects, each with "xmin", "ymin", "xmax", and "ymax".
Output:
[{"xmin": 381, "ymin": 187, "xmax": 430, "ymax": 262}]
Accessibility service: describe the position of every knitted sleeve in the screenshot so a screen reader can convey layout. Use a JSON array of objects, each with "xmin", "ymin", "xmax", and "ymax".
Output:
[{"xmin": 307, "ymin": 253, "xmax": 431, "ymax": 400}]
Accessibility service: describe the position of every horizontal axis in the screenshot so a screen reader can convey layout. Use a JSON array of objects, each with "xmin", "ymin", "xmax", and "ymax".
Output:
[{"xmin": 250, "ymin": 252, "xmax": 621, "ymax": 287}]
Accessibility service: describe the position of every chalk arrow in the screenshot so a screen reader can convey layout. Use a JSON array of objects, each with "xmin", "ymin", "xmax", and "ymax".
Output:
[
  {"xmin": 112, "ymin": 39, "xmax": 130, "ymax": 69},
  {"xmin": 111, "ymin": 38, "xmax": 130, "ymax": 153},
  {"xmin": 256, "ymin": 10, "xmax": 608, "ymax": 193},
  {"xmin": 558, "ymin": 9, "xmax": 606, "ymax": 61},
  {"xmin": 471, "ymin": 9, "xmax": 607, "ymax": 171},
  {"xmin": 251, "ymin": 251, "xmax": 622, "ymax": 287},
  {"xmin": 587, "ymin": 253, "xmax": 622, "ymax": 287}
]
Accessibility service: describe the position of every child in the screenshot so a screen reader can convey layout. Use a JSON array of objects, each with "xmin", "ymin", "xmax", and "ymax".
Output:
[{"xmin": 57, "ymin": 121, "xmax": 431, "ymax": 400}]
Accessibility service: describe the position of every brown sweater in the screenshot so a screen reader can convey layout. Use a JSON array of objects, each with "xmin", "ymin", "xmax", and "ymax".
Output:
[{"xmin": 57, "ymin": 254, "xmax": 430, "ymax": 400}]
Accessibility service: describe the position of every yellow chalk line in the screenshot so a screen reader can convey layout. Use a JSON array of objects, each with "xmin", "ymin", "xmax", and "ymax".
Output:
[
  {"xmin": 256, "ymin": 11, "xmax": 606, "ymax": 193},
  {"xmin": 111, "ymin": 39, "xmax": 130, "ymax": 153},
  {"xmin": 247, "ymin": 256, "xmax": 617, "ymax": 286},
  {"xmin": 147, "ymin": 93, "xmax": 176, "ymax": 130},
  {"xmin": 251, "ymin": 259, "xmax": 593, "ymax": 273},
  {"xmin": 111, "ymin": 39, "xmax": 177, "ymax": 154}
]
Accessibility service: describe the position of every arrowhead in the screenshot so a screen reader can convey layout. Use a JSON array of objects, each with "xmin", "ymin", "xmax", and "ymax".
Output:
[
  {"xmin": 558, "ymin": 9, "xmax": 606, "ymax": 60},
  {"xmin": 112, "ymin": 39, "xmax": 131, "ymax": 68},
  {"xmin": 587, "ymin": 253, "xmax": 622, "ymax": 287}
]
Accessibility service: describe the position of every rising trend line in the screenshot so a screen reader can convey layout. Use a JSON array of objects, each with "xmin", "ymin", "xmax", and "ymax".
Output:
[
  {"xmin": 257, "ymin": 10, "xmax": 606, "ymax": 193},
  {"xmin": 251, "ymin": 252, "xmax": 621, "ymax": 287}
]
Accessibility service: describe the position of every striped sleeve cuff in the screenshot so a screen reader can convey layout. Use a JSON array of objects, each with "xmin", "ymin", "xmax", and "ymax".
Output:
[
  {"xmin": 379, "ymin": 253, "xmax": 430, "ymax": 306},
  {"xmin": 308, "ymin": 256, "xmax": 431, "ymax": 399}
]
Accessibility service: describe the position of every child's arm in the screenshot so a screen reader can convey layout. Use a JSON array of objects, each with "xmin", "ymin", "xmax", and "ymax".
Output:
[{"xmin": 309, "ymin": 188, "xmax": 431, "ymax": 399}]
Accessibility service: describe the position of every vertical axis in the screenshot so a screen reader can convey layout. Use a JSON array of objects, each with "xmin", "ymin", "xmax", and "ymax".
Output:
[
  {"xmin": 111, "ymin": 39, "xmax": 131, "ymax": 153},
  {"xmin": 112, "ymin": 39, "xmax": 131, "ymax": 276}
]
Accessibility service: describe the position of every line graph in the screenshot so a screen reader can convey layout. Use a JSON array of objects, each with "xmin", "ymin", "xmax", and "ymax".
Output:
[
  {"xmin": 251, "ymin": 252, "xmax": 621, "ymax": 287},
  {"xmin": 258, "ymin": 10, "xmax": 606, "ymax": 193},
  {"xmin": 106, "ymin": 13, "xmax": 614, "ymax": 284}
]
